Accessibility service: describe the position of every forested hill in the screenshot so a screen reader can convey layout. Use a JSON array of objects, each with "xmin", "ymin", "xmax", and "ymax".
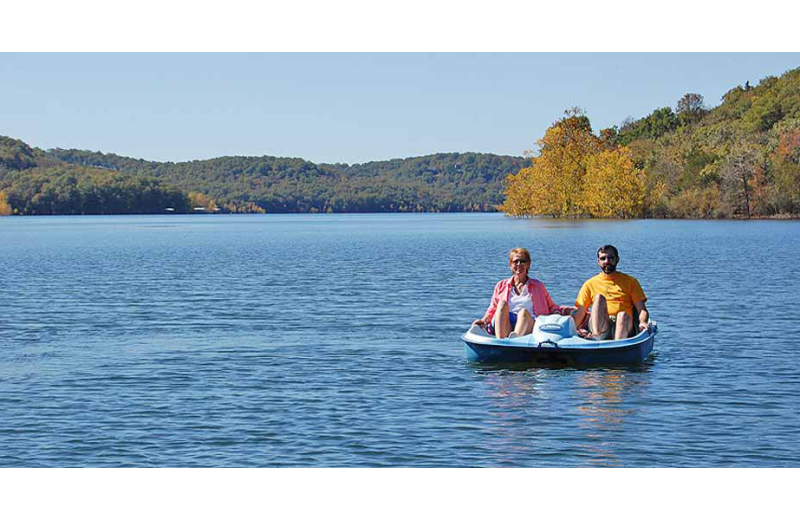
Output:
[
  {"xmin": 0, "ymin": 139, "xmax": 523, "ymax": 215},
  {"xmin": 502, "ymin": 65, "xmax": 800, "ymax": 219},
  {"xmin": 0, "ymin": 136, "xmax": 190, "ymax": 216},
  {"xmin": 46, "ymin": 150, "xmax": 524, "ymax": 213}
]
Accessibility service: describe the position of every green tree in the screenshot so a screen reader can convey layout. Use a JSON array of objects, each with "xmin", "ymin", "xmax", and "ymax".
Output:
[{"xmin": 677, "ymin": 93, "xmax": 706, "ymax": 125}]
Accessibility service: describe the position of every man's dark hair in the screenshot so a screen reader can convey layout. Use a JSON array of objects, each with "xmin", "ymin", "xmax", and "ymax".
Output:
[{"xmin": 597, "ymin": 244, "xmax": 619, "ymax": 258}]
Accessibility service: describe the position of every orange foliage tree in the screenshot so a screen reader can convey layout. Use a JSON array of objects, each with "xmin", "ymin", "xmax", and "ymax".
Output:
[
  {"xmin": 0, "ymin": 191, "xmax": 12, "ymax": 216},
  {"xmin": 503, "ymin": 109, "xmax": 649, "ymax": 218},
  {"xmin": 582, "ymin": 148, "xmax": 646, "ymax": 218},
  {"xmin": 501, "ymin": 109, "xmax": 601, "ymax": 217}
]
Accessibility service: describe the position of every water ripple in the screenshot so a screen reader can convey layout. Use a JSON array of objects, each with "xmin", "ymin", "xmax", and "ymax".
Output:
[{"xmin": 2, "ymin": 215, "xmax": 800, "ymax": 467}]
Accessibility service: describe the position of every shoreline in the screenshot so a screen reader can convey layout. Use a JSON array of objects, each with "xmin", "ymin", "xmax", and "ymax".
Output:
[{"xmin": 2, "ymin": 211, "xmax": 799, "ymax": 220}]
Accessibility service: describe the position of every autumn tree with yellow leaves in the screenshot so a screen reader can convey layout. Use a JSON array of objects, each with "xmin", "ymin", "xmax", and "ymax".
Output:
[
  {"xmin": 503, "ymin": 109, "xmax": 647, "ymax": 218},
  {"xmin": 188, "ymin": 191, "xmax": 219, "ymax": 212},
  {"xmin": 501, "ymin": 109, "xmax": 601, "ymax": 217},
  {"xmin": 582, "ymin": 148, "xmax": 646, "ymax": 218},
  {"xmin": 0, "ymin": 191, "xmax": 12, "ymax": 216}
]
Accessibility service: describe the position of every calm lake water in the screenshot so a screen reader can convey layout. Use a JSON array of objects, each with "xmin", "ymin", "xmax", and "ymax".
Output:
[{"xmin": 1, "ymin": 213, "xmax": 799, "ymax": 467}]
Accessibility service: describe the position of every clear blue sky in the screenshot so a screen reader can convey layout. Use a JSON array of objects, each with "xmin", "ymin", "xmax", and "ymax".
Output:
[{"xmin": 2, "ymin": 53, "xmax": 799, "ymax": 165}]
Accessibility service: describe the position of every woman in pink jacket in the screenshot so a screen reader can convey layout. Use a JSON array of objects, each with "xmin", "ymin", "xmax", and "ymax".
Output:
[{"xmin": 472, "ymin": 247, "xmax": 573, "ymax": 338}]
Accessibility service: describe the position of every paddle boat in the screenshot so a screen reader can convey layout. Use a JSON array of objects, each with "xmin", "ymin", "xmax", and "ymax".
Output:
[{"xmin": 462, "ymin": 314, "xmax": 658, "ymax": 366}]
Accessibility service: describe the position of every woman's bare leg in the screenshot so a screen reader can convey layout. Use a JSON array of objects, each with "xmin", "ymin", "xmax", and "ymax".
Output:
[
  {"xmin": 515, "ymin": 308, "xmax": 535, "ymax": 336},
  {"xmin": 494, "ymin": 300, "xmax": 511, "ymax": 338}
]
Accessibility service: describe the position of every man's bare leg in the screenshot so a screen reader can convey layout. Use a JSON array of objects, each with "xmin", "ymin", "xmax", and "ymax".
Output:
[
  {"xmin": 590, "ymin": 294, "xmax": 610, "ymax": 339},
  {"xmin": 615, "ymin": 311, "xmax": 632, "ymax": 340}
]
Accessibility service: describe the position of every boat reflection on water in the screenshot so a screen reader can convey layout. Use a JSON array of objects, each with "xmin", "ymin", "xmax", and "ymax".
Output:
[
  {"xmin": 471, "ymin": 360, "xmax": 654, "ymax": 467},
  {"xmin": 572, "ymin": 367, "xmax": 653, "ymax": 467}
]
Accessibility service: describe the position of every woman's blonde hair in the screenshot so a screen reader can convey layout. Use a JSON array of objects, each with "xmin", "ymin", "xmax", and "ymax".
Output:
[{"xmin": 508, "ymin": 247, "xmax": 531, "ymax": 264}]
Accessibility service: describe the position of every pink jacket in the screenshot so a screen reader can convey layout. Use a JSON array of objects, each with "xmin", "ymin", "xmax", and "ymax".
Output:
[{"xmin": 481, "ymin": 277, "xmax": 571, "ymax": 323}]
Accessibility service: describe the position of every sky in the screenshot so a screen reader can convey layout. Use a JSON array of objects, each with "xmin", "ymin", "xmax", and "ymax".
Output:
[{"xmin": 2, "ymin": 53, "xmax": 800, "ymax": 165}]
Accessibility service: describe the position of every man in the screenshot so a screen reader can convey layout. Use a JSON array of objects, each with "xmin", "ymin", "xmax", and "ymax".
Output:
[{"xmin": 571, "ymin": 245, "xmax": 650, "ymax": 340}]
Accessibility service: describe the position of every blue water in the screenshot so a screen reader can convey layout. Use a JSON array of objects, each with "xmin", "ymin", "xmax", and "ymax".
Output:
[{"xmin": 1, "ymin": 213, "xmax": 799, "ymax": 467}]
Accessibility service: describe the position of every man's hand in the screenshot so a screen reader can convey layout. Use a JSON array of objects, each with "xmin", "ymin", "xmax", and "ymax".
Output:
[{"xmin": 635, "ymin": 301, "xmax": 650, "ymax": 333}]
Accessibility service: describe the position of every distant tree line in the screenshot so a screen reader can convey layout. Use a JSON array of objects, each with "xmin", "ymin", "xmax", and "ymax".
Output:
[
  {"xmin": 36, "ymin": 148, "xmax": 523, "ymax": 214},
  {"xmin": 1, "ymin": 137, "xmax": 190, "ymax": 215},
  {"xmin": 2, "ymin": 134, "xmax": 523, "ymax": 215}
]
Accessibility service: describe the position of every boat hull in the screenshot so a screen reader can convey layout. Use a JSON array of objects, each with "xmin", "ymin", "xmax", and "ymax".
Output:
[{"xmin": 462, "ymin": 322, "xmax": 657, "ymax": 366}]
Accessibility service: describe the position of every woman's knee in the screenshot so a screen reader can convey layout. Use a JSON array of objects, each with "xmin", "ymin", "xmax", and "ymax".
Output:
[
  {"xmin": 497, "ymin": 300, "xmax": 509, "ymax": 312},
  {"xmin": 517, "ymin": 308, "xmax": 532, "ymax": 320}
]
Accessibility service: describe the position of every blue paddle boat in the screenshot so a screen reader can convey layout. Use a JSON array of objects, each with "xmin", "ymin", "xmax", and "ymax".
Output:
[{"xmin": 462, "ymin": 314, "xmax": 657, "ymax": 366}]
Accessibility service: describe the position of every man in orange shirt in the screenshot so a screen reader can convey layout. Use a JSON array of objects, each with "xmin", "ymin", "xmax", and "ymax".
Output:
[{"xmin": 571, "ymin": 245, "xmax": 651, "ymax": 340}]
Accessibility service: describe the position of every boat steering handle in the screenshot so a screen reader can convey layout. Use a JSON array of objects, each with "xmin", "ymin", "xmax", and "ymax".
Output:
[{"xmin": 538, "ymin": 340, "xmax": 559, "ymax": 348}]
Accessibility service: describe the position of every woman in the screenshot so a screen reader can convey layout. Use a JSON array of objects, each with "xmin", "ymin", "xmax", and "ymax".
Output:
[{"xmin": 472, "ymin": 247, "xmax": 573, "ymax": 338}]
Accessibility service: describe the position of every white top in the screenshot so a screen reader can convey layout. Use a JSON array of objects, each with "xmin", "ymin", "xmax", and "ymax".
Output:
[{"xmin": 509, "ymin": 283, "xmax": 535, "ymax": 317}]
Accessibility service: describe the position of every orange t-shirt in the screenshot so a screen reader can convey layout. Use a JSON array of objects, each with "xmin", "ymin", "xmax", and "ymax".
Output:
[{"xmin": 576, "ymin": 272, "xmax": 646, "ymax": 319}]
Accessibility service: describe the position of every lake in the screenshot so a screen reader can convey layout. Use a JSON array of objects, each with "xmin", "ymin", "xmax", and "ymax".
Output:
[{"xmin": 1, "ymin": 213, "xmax": 799, "ymax": 467}]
